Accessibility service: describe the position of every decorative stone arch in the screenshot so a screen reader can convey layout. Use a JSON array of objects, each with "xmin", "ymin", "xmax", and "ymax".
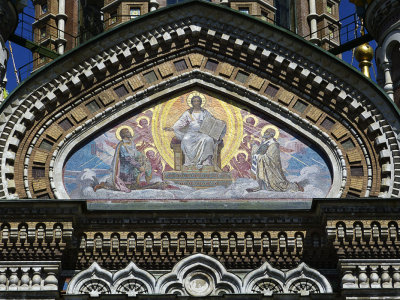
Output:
[
  {"xmin": 67, "ymin": 261, "xmax": 155, "ymax": 296},
  {"xmin": 112, "ymin": 262, "xmax": 156, "ymax": 295},
  {"xmin": 243, "ymin": 261, "xmax": 332, "ymax": 295},
  {"xmin": 242, "ymin": 262, "xmax": 285, "ymax": 295},
  {"xmin": 284, "ymin": 263, "xmax": 332, "ymax": 294},
  {"xmin": 0, "ymin": 0, "xmax": 399, "ymax": 200},
  {"xmin": 155, "ymin": 253, "xmax": 242, "ymax": 295},
  {"xmin": 375, "ymin": 29, "xmax": 400, "ymax": 99},
  {"xmin": 66, "ymin": 262, "xmax": 113, "ymax": 296}
]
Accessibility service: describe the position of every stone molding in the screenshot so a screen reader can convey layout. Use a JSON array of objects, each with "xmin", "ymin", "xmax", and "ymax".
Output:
[
  {"xmin": 0, "ymin": 1, "xmax": 398, "ymax": 199},
  {"xmin": 326, "ymin": 219, "xmax": 400, "ymax": 259},
  {"xmin": 0, "ymin": 261, "xmax": 60, "ymax": 292},
  {"xmin": 66, "ymin": 254, "xmax": 332, "ymax": 296},
  {"xmin": 339, "ymin": 259, "xmax": 400, "ymax": 289},
  {"xmin": 0, "ymin": 221, "xmax": 73, "ymax": 261}
]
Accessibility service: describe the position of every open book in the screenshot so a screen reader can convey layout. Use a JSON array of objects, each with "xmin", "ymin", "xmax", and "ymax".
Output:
[{"xmin": 200, "ymin": 114, "xmax": 226, "ymax": 140}]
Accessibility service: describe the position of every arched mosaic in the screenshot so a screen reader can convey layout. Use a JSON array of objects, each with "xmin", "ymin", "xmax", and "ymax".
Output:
[{"xmin": 62, "ymin": 90, "xmax": 332, "ymax": 200}]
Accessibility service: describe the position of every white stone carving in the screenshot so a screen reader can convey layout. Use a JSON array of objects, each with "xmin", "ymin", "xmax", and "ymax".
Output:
[
  {"xmin": 156, "ymin": 254, "xmax": 242, "ymax": 296},
  {"xmin": 113, "ymin": 262, "xmax": 156, "ymax": 295},
  {"xmin": 66, "ymin": 261, "xmax": 155, "ymax": 296},
  {"xmin": 243, "ymin": 262, "xmax": 332, "ymax": 295},
  {"xmin": 0, "ymin": 261, "xmax": 60, "ymax": 291},
  {"xmin": 66, "ymin": 263, "xmax": 113, "ymax": 296},
  {"xmin": 339, "ymin": 259, "xmax": 400, "ymax": 289},
  {"xmin": 67, "ymin": 255, "xmax": 332, "ymax": 296}
]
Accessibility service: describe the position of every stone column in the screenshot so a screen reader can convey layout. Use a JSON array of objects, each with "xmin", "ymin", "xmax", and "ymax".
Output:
[
  {"xmin": 149, "ymin": 0, "xmax": 160, "ymax": 12},
  {"xmin": 382, "ymin": 62, "xmax": 394, "ymax": 100},
  {"xmin": 56, "ymin": 0, "xmax": 67, "ymax": 54},
  {"xmin": 308, "ymin": 0, "xmax": 319, "ymax": 44},
  {"xmin": 364, "ymin": 0, "xmax": 400, "ymax": 103}
]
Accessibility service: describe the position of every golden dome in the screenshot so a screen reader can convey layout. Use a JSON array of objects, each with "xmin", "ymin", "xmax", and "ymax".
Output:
[{"xmin": 355, "ymin": 43, "xmax": 374, "ymax": 62}]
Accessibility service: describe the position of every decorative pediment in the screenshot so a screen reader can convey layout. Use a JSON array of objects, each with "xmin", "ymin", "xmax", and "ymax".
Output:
[
  {"xmin": 66, "ymin": 255, "xmax": 332, "ymax": 296},
  {"xmin": 0, "ymin": 1, "xmax": 398, "ymax": 200}
]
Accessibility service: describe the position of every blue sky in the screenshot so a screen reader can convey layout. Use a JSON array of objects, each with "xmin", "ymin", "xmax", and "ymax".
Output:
[{"xmin": 4, "ymin": 1, "xmax": 376, "ymax": 93}]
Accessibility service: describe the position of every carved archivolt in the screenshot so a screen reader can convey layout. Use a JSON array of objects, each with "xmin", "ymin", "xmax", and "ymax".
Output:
[
  {"xmin": 67, "ymin": 254, "xmax": 332, "ymax": 296},
  {"xmin": 0, "ymin": 1, "xmax": 398, "ymax": 199}
]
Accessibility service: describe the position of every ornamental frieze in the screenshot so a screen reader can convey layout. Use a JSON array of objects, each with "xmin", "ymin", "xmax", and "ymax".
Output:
[{"xmin": 66, "ymin": 254, "xmax": 332, "ymax": 296}]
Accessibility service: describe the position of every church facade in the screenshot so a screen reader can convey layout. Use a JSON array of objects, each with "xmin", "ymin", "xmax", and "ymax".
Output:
[{"xmin": 0, "ymin": 0, "xmax": 400, "ymax": 298}]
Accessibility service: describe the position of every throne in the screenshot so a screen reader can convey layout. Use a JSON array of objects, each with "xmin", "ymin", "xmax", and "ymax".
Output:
[
  {"xmin": 163, "ymin": 137, "xmax": 233, "ymax": 189},
  {"xmin": 170, "ymin": 137, "xmax": 224, "ymax": 172}
]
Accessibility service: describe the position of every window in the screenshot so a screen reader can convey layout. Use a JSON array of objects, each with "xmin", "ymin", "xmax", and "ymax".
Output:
[
  {"xmin": 275, "ymin": 0, "xmax": 296, "ymax": 32},
  {"xmin": 38, "ymin": 54, "xmax": 46, "ymax": 64},
  {"xmin": 327, "ymin": 2, "xmax": 333, "ymax": 14},
  {"xmin": 261, "ymin": 10, "xmax": 269, "ymax": 21},
  {"xmin": 130, "ymin": 7, "xmax": 141, "ymax": 19},
  {"xmin": 40, "ymin": 27, "xmax": 46, "ymax": 39},
  {"xmin": 41, "ymin": 3, "xmax": 48, "ymax": 14},
  {"xmin": 110, "ymin": 11, "xmax": 117, "ymax": 25},
  {"xmin": 328, "ymin": 26, "xmax": 335, "ymax": 39},
  {"xmin": 239, "ymin": 7, "xmax": 249, "ymax": 14}
]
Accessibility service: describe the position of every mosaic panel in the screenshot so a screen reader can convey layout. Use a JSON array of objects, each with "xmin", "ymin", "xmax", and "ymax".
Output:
[{"xmin": 63, "ymin": 91, "xmax": 332, "ymax": 200}]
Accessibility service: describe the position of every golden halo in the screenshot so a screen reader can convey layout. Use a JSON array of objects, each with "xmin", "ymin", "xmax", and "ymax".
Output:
[
  {"xmin": 115, "ymin": 125, "xmax": 134, "ymax": 141},
  {"xmin": 136, "ymin": 115, "xmax": 150, "ymax": 127},
  {"xmin": 236, "ymin": 150, "xmax": 249, "ymax": 160},
  {"xmin": 144, "ymin": 146, "xmax": 157, "ymax": 155},
  {"xmin": 244, "ymin": 114, "xmax": 259, "ymax": 127},
  {"xmin": 187, "ymin": 92, "xmax": 206, "ymax": 107},
  {"xmin": 261, "ymin": 125, "xmax": 280, "ymax": 139}
]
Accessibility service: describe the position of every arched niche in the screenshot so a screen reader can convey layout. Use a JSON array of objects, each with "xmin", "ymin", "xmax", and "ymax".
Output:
[{"xmin": 54, "ymin": 83, "xmax": 341, "ymax": 201}]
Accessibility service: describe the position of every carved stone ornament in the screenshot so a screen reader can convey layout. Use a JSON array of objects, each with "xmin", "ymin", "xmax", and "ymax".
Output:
[
  {"xmin": 155, "ymin": 254, "xmax": 242, "ymax": 296},
  {"xmin": 67, "ymin": 254, "xmax": 332, "ymax": 296},
  {"xmin": 66, "ymin": 261, "xmax": 155, "ymax": 296}
]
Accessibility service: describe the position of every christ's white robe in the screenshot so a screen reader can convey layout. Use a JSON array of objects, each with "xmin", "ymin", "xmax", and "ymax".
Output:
[{"xmin": 172, "ymin": 110, "xmax": 215, "ymax": 167}]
